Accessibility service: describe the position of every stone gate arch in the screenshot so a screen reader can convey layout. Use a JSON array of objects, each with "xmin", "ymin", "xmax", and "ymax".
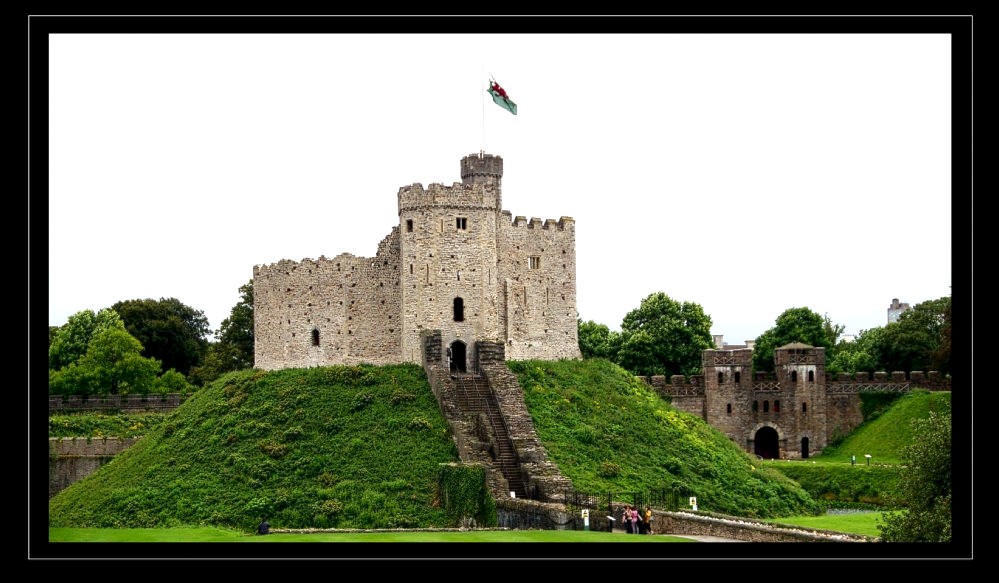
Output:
[{"xmin": 749, "ymin": 422, "xmax": 784, "ymax": 460}]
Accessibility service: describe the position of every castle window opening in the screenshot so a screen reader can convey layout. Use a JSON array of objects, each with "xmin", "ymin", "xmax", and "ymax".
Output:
[
  {"xmin": 529, "ymin": 256, "xmax": 541, "ymax": 269},
  {"xmin": 718, "ymin": 372, "xmax": 724, "ymax": 383},
  {"xmin": 763, "ymin": 400, "xmax": 769, "ymax": 413},
  {"xmin": 311, "ymin": 329, "xmax": 320, "ymax": 346},
  {"xmin": 791, "ymin": 371, "xmax": 798, "ymax": 382},
  {"xmin": 453, "ymin": 298, "xmax": 465, "ymax": 322},
  {"xmin": 802, "ymin": 402, "xmax": 807, "ymax": 413},
  {"xmin": 456, "ymin": 217, "xmax": 467, "ymax": 230},
  {"xmin": 406, "ymin": 219, "xmax": 413, "ymax": 232},
  {"xmin": 734, "ymin": 371, "xmax": 741, "ymax": 383},
  {"xmin": 753, "ymin": 401, "xmax": 758, "ymax": 412},
  {"xmin": 808, "ymin": 370, "xmax": 815, "ymax": 382},
  {"xmin": 726, "ymin": 403, "xmax": 732, "ymax": 415},
  {"xmin": 774, "ymin": 400, "xmax": 780, "ymax": 413}
]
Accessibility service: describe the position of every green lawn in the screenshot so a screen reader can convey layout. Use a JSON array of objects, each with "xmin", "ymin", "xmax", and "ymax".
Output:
[
  {"xmin": 49, "ymin": 526, "xmax": 694, "ymax": 542},
  {"xmin": 760, "ymin": 511, "xmax": 888, "ymax": 537}
]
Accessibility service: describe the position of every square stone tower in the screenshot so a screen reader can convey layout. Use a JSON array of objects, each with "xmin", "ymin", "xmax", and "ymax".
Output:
[{"xmin": 253, "ymin": 152, "xmax": 581, "ymax": 371}]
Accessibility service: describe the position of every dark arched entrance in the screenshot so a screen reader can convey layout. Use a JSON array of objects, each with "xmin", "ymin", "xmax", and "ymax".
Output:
[
  {"xmin": 449, "ymin": 340, "xmax": 467, "ymax": 374},
  {"xmin": 753, "ymin": 426, "xmax": 780, "ymax": 460},
  {"xmin": 801, "ymin": 437, "xmax": 810, "ymax": 459}
]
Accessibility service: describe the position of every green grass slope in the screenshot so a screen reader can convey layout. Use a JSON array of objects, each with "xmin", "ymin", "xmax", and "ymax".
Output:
[
  {"xmin": 49, "ymin": 364, "xmax": 460, "ymax": 531},
  {"xmin": 758, "ymin": 390, "xmax": 951, "ymax": 506},
  {"xmin": 50, "ymin": 358, "xmax": 856, "ymax": 530},
  {"xmin": 817, "ymin": 389, "xmax": 952, "ymax": 464},
  {"xmin": 508, "ymin": 358, "xmax": 822, "ymax": 518}
]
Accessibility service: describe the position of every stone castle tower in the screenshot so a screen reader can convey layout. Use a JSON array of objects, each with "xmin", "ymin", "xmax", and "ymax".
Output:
[{"xmin": 253, "ymin": 152, "xmax": 582, "ymax": 371}]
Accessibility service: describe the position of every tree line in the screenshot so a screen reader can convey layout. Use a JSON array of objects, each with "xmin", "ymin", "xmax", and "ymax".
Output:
[
  {"xmin": 578, "ymin": 292, "xmax": 951, "ymax": 379},
  {"xmin": 48, "ymin": 283, "xmax": 950, "ymax": 398},
  {"xmin": 48, "ymin": 281, "xmax": 255, "ymax": 397}
]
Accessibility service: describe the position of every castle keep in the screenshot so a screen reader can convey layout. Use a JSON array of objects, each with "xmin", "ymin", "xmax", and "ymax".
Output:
[{"xmin": 253, "ymin": 152, "xmax": 582, "ymax": 372}]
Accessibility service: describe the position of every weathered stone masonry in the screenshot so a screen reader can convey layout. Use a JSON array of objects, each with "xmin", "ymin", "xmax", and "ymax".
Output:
[
  {"xmin": 644, "ymin": 343, "xmax": 951, "ymax": 459},
  {"xmin": 254, "ymin": 152, "xmax": 582, "ymax": 371}
]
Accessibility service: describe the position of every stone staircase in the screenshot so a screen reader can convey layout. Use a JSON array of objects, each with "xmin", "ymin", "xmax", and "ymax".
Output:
[{"xmin": 452, "ymin": 373, "xmax": 528, "ymax": 499}]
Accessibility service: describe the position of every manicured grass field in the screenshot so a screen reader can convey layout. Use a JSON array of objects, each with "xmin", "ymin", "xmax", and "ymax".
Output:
[{"xmin": 48, "ymin": 527, "xmax": 694, "ymax": 542}]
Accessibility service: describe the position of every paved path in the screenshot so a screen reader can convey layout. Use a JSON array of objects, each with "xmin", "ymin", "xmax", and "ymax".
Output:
[
  {"xmin": 666, "ymin": 534, "xmax": 746, "ymax": 542},
  {"xmin": 614, "ymin": 529, "xmax": 744, "ymax": 542}
]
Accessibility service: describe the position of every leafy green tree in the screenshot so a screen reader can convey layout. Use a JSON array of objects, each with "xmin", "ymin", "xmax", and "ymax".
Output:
[
  {"xmin": 112, "ymin": 297, "xmax": 210, "ymax": 377},
  {"xmin": 155, "ymin": 368, "xmax": 195, "ymax": 394},
  {"xmin": 188, "ymin": 280, "xmax": 255, "ymax": 386},
  {"xmin": 752, "ymin": 307, "xmax": 836, "ymax": 373},
  {"xmin": 216, "ymin": 279, "xmax": 255, "ymax": 370},
  {"xmin": 878, "ymin": 410, "xmax": 951, "ymax": 542},
  {"xmin": 49, "ymin": 308, "xmax": 126, "ymax": 370},
  {"xmin": 928, "ymin": 297, "xmax": 951, "ymax": 375},
  {"xmin": 49, "ymin": 328, "xmax": 162, "ymax": 396},
  {"xmin": 577, "ymin": 318, "xmax": 621, "ymax": 360},
  {"xmin": 826, "ymin": 327, "xmax": 882, "ymax": 375},
  {"xmin": 822, "ymin": 313, "xmax": 844, "ymax": 346},
  {"xmin": 49, "ymin": 363, "xmax": 98, "ymax": 398},
  {"xmin": 615, "ymin": 292, "xmax": 713, "ymax": 377},
  {"xmin": 873, "ymin": 296, "xmax": 950, "ymax": 373}
]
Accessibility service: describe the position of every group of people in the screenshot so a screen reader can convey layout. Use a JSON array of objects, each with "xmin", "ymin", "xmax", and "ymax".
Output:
[{"xmin": 621, "ymin": 505, "xmax": 654, "ymax": 535}]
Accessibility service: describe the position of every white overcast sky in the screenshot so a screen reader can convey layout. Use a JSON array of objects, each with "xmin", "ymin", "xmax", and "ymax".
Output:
[{"xmin": 45, "ymin": 23, "xmax": 958, "ymax": 344}]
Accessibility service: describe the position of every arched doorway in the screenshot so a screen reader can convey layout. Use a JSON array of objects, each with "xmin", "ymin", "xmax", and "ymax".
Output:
[
  {"xmin": 753, "ymin": 426, "xmax": 780, "ymax": 460},
  {"xmin": 449, "ymin": 340, "xmax": 467, "ymax": 374}
]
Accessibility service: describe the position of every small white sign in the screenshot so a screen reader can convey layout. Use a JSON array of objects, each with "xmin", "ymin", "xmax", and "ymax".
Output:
[
  {"xmin": 689, "ymin": 497, "xmax": 697, "ymax": 506},
  {"xmin": 581, "ymin": 509, "xmax": 589, "ymax": 519}
]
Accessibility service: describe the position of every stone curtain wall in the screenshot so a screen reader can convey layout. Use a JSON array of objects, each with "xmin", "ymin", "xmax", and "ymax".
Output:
[
  {"xmin": 651, "ymin": 510, "xmax": 872, "ymax": 542},
  {"xmin": 253, "ymin": 229, "xmax": 404, "ymax": 371},
  {"xmin": 641, "ymin": 375, "xmax": 706, "ymax": 418},
  {"xmin": 48, "ymin": 437, "xmax": 140, "ymax": 498},
  {"xmin": 49, "ymin": 393, "xmax": 186, "ymax": 413}
]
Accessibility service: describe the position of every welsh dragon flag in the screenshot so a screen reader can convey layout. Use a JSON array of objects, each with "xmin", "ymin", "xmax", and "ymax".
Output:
[{"xmin": 487, "ymin": 79, "xmax": 517, "ymax": 115}]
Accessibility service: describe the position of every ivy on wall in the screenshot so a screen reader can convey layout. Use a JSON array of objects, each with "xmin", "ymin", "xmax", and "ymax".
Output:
[{"xmin": 436, "ymin": 462, "xmax": 497, "ymax": 527}]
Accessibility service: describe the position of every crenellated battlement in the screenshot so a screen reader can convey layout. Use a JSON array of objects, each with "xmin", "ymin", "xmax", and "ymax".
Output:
[
  {"xmin": 254, "ymin": 252, "xmax": 365, "ymax": 278},
  {"xmin": 397, "ymin": 181, "xmax": 500, "ymax": 213},
  {"xmin": 505, "ymin": 215, "xmax": 575, "ymax": 230},
  {"xmin": 460, "ymin": 152, "xmax": 504, "ymax": 185},
  {"xmin": 640, "ymin": 345, "xmax": 952, "ymax": 460},
  {"xmin": 254, "ymin": 151, "xmax": 581, "ymax": 371},
  {"xmin": 639, "ymin": 374, "xmax": 706, "ymax": 396}
]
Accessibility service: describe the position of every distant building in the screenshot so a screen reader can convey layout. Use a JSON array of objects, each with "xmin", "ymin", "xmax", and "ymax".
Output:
[
  {"xmin": 887, "ymin": 298, "xmax": 911, "ymax": 323},
  {"xmin": 712, "ymin": 335, "xmax": 755, "ymax": 350}
]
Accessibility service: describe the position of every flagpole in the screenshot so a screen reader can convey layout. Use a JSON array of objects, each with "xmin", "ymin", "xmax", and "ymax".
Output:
[{"xmin": 481, "ymin": 65, "xmax": 486, "ymax": 154}]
